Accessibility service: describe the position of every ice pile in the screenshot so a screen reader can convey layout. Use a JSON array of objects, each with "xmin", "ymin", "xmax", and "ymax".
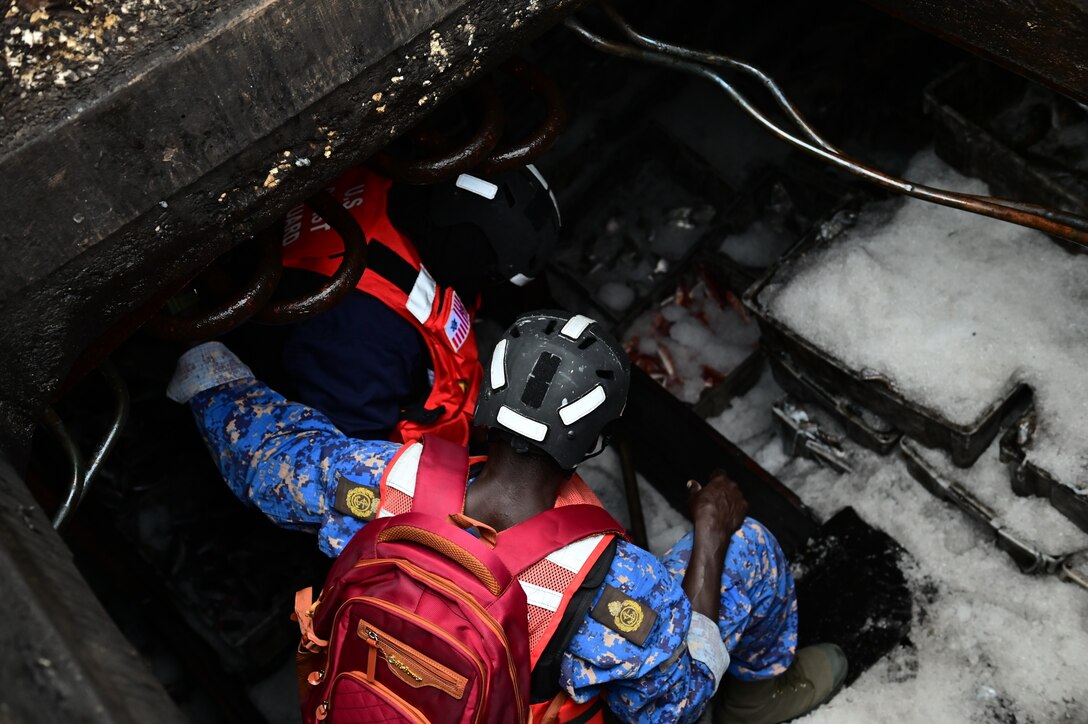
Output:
[
  {"xmin": 623, "ymin": 280, "xmax": 760, "ymax": 403},
  {"xmin": 706, "ymin": 369, "xmax": 1088, "ymax": 724},
  {"xmin": 580, "ymin": 364, "xmax": 1088, "ymax": 722},
  {"xmin": 719, "ymin": 218, "xmax": 796, "ymax": 268},
  {"xmin": 762, "ymin": 150, "xmax": 1088, "ymax": 484},
  {"xmin": 906, "ymin": 439, "xmax": 1088, "ymax": 556}
]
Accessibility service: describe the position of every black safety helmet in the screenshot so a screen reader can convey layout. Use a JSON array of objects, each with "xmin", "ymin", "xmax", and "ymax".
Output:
[
  {"xmin": 388, "ymin": 165, "xmax": 561, "ymax": 295},
  {"xmin": 475, "ymin": 310, "xmax": 631, "ymax": 470}
]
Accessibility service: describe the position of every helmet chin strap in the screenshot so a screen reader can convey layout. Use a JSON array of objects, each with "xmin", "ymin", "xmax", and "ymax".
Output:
[
  {"xmin": 510, "ymin": 435, "xmax": 537, "ymax": 455},
  {"xmin": 492, "ymin": 428, "xmax": 551, "ymax": 459},
  {"xmin": 578, "ymin": 434, "xmax": 610, "ymax": 465},
  {"xmin": 492, "ymin": 428, "xmax": 609, "ymax": 471}
]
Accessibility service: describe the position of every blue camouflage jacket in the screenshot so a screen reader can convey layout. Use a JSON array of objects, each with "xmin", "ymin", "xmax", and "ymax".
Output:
[{"xmin": 169, "ymin": 343, "xmax": 797, "ymax": 723}]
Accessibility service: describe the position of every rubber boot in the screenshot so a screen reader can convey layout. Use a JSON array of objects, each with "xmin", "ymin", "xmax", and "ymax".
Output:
[{"xmin": 712, "ymin": 643, "xmax": 848, "ymax": 724}]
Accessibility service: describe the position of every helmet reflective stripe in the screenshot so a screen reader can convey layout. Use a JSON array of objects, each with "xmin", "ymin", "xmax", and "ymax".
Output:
[
  {"xmin": 559, "ymin": 314, "xmax": 595, "ymax": 340},
  {"xmin": 525, "ymin": 164, "xmax": 550, "ymax": 190},
  {"xmin": 405, "ymin": 267, "xmax": 437, "ymax": 323},
  {"xmin": 526, "ymin": 164, "xmax": 561, "ymax": 226},
  {"xmin": 454, "ymin": 173, "xmax": 499, "ymax": 200},
  {"xmin": 509, "ymin": 273, "xmax": 535, "ymax": 287},
  {"xmin": 558, "ymin": 384, "xmax": 607, "ymax": 425},
  {"xmin": 476, "ymin": 311, "xmax": 629, "ymax": 469},
  {"xmin": 490, "ymin": 339, "xmax": 508, "ymax": 390},
  {"xmin": 497, "ymin": 405, "xmax": 548, "ymax": 442}
]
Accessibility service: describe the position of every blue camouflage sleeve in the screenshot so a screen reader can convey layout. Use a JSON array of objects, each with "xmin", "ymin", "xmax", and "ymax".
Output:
[
  {"xmin": 561, "ymin": 541, "xmax": 715, "ymax": 724},
  {"xmin": 186, "ymin": 373, "xmax": 400, "ymax": 557},
  {"xmin": 660, "ymin": 519, "xmax": 798, "ymax": 682}
]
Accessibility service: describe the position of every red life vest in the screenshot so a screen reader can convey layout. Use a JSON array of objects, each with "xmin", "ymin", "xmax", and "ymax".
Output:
[
  {"xmin": 375, "ymin": 439, "xmax": 617, "ymax": 723},
  {"xmin": 280, "ymin": 167, "xmax": 482, "ymax": 447}
]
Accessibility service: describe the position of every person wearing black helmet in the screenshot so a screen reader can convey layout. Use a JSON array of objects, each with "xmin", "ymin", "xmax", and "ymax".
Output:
[
  {"xmin": 473, "ymin": 312, "xmax": 627, "ymax": 469},
  {"xmin": 277, "ymin": 163, "xmax": 561, "ymax": 446},
  {"xmin": 168, "ymin": 309, "xmax": 846, "ymax": 724}
]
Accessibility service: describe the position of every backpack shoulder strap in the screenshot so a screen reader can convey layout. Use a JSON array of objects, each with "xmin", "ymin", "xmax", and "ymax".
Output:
[
  {"xmin": 493, "ymin": 504, "xmax": 627, "ymax": 577},
  {"xmin": 405, "ymin": 435, "xmax": 470, "ymax": 516}
]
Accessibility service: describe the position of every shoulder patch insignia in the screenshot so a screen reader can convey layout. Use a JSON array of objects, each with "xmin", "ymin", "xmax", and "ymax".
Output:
[
  {"xmin": 443, "ymin": 292, "xmax": 471, "ymax": 351},
  {"xmin": 333, "ymin": 473, "xmax": 379, "ymax": 521},
  {"xmin": 590, "ymin": 584, "xmax": 658, "ymax": 647}
]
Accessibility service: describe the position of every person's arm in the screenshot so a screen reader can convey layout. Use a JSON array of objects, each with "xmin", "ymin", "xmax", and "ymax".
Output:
[
  {"xmin": 676, "ymin": 471, "xmax": 748, "ymax": 703},
  {"xmin": 561, "ymin": 541, "xmax": 717, "ymax": 724},
  {"xmin": 682, "ymin": 471, "xmax": 748, "ymax": 618},
  {"xmin": 167, "ymin": 341, "xmax": 400, "ymax": 555}
]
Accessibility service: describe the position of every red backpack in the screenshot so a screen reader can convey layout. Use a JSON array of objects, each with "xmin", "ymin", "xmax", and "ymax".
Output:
[{"xmin": 296, "ymin": 438, "xmax": 625, "ymax": 723}]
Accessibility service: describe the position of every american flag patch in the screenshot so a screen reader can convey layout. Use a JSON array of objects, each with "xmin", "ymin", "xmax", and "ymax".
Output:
[{"xmin": 444, "ymin": 293, "xmax": 471, "ymax": 351}]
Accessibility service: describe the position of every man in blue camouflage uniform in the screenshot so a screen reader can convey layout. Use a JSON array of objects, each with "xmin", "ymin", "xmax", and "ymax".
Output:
[{"xmin": 169, "ymin": 313, "xmax": 845, "ymax": 723}]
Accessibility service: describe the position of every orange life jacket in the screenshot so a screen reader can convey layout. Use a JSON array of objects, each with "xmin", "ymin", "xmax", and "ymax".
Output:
[
  {"xmin": 375, "ymin": 440, "xmax": 613, "ymax": 723},
  {"xmin": 280, "ymin": 167, "xmax": 482, "ymax": 447}
]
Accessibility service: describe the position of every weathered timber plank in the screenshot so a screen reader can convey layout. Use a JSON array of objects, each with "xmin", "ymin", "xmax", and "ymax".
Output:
[
  {"xmin": 863, "ymin": 0, "xmax": 1088, "ymax": 104},
  {"xmin": 0, "ymin": 455, "xmax": 186, "ymax": 723},
  {"xmin": 0, "ymin": 0, "xmax": 585, "ymax": 462}
]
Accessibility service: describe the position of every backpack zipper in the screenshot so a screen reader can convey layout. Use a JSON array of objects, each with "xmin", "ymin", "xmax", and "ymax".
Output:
[
  {"xmin": 318, "ymin": 558, "xmax": 527, "ymax": 723},
  {"xmin": 358, "ymin": 608, "xmax": 474, "ymax": 700},
  {"xmin": 353, "ymin": 596, "xmax": 488, "ymax": 722},
  {"xmin": 313, "ymin": 592, "xmax": 489, "ymax": 723},
  {"xmin": 381, "ymin": 559, "xmax": 527, "ymax": 722}
]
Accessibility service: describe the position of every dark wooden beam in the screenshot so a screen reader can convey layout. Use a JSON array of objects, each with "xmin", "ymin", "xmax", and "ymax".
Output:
[
  {"xmin": 0, "ymin": 456, "xmax": 186, "ymax": 723},
  {"xmin": 0, "ymin": 0, "xmax": 585, "ymax": 463},
  {"xmin": 862, "ymin": 0, "xmax": 1088, "ymax": 104}
]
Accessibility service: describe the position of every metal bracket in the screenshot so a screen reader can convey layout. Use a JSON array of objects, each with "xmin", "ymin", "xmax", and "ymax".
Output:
[
  {"xmin": 772, "ymin": 397, "xmax": 854, "ymax": 474},
  {"xmin": 899, "ymin": 437, "xmax": 1085, "ymax": 583}
]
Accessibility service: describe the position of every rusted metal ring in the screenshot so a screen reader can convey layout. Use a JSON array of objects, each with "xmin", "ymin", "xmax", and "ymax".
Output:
[
  {"xmin": 370, "ymin": 83, "xmax": 504, "ymax": 184},
  {"xmin": 145, "ymin": 232, "xmax": 284, "ymax": 341},
  {"xmin": 477, "ymin": 59, "xmax": 567, "ymax": 174},
  {"xmin": 254, "ymin": 190, "xmax": 368, "ymax": 324}
]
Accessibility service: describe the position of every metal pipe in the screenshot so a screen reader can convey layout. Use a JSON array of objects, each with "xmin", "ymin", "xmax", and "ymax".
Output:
[
  {"xmin": 616, "ymin": 436, "xmax": 649, "ymax": 550},
  {"xmin": 601, "ymin": 4, "xmax": 836, "ymax": 155},
  {"xmin": 566, "ymin": 16, "xmax": 1088, "ymax": 248},
  {"xmin": 84, "ymin": 361, "xmax": 129, "ymax": 492},
  {"xmin": 46, "ymin": 360, "xmax": 129, "ymax": 531},
  {"xmin": 601, "ymin": 8, "xmax": 1088, "ymax": 237},
  {"xmin": 44, "ymin": 407, "xmax": 86, "ymax": 531}
]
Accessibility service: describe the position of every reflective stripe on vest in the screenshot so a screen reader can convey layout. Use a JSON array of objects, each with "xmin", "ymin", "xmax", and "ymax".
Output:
[{"xmin": 280, "ymin": 167, "xmax": 482, "ymax": 447}]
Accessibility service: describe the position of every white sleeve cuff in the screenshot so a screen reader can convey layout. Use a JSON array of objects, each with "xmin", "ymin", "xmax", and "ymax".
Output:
[
  {"xmin": 686, "ymin": 611, "xmax": 730, "ymax": 693},
  {"xmin": 166, "ymin": 342, "xmax": 254, "ymax": 404}
]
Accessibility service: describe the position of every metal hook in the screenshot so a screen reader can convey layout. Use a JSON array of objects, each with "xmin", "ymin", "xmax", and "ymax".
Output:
[
  {"xmin": 254, "ymin": 190, "xmax": 369, "ymax": 324},
  {"xmin": 477, "ymin": 58, "xmax": 568, "ymax": 174},
  {"xmin": 370, "ymin": 83, "xmax": 505, "ymax": 184},
  {"xmin": 146, "ymin": 231, "xmax": 283, "ymax": 341}
]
